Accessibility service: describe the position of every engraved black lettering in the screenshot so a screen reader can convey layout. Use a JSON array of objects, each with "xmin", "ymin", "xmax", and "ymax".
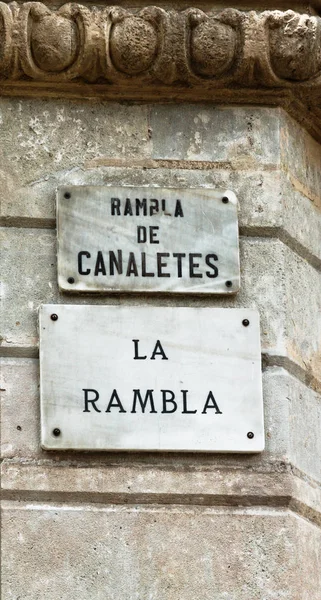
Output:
[
  {"xmin": 141, "ymin": 253, "xmax": 155, "ymax": 277},
  {"xmin": 126, "ymin": 252, "xmax": 138, "ymax": 276},
  {"xmin": 205, "ymin": 254, "xmax": 219, "ymax": 278},
  {"xmin": 131, "ymin": 389, "xmax": 157, "ymax": 413},
  {"xmin": 202, "ymin": 391, "xmax": 222, "ymax": 414},
  {"xmin": 109, "ymin": 250, "xmax": 123, "ymax": 275},
  {"xmin": 94, "ymin": 251, "xmax": 106, "ymax": 276},
  {"xmin": 83, "ymin": 389, "xmax": 101, "ymax": 413},
  {"xmin": 133, "ymin": 339, "xmax": 147, "ymax": 360},
  {"xmin": 105, "ymin": 389, "xmax": 127, "ymax": 413},
  {"xmin": 78, "ymin": 251, "xmax": 91, "ymax": 275},
  {"xmin": 157, "ymin": 253, "xmax": 170, "ymax": 277},
  {"xmin": 137, "ymin": 226, "xmax": 147, "ymax": 243},
  {"xmin": 124, "ymin": 198, "xmax": 133, "ymax": 216},
  {"xmin": 161, "ymin": 390, "xmax": 177, "ymax": 413},
  {"xmin": 189, "ymin": 253, "xmax": 203, "ymax": 278},
  {"xmin": 149, "ymin": 226, "xmax": 159, "ymax": 244},
  {"xmin": 136, "ymin": 198, "xmax": 147, "ymax": 216},
  {"xmin": 181, "ymin": 390, "xmax": 197, "ymax": 414},
  {"xmin": 111, "ymin": 198, "xmax": 120, "ymax": 215},
  {"xmin": 150, "ymin": 340, "xmax": 168, "ymax": 360},
  {"xmin": 150, "ymin": 199, "xmax": 159, "ymax": 216},
  {"xmin": 173, "ymin": 253, "xmax": 186, "ymax": 278},
  {"xmin": 174, "ymin": 200, "xmax": 184, "ymax": 217}
]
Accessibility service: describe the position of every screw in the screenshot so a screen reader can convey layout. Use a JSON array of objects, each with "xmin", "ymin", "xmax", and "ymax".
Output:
[
  {"xmin": 225, "ymin": 280, "xmax": 232, "ymax": 288},
  {"xmin": 247, "ymin": 432, "xmax": 254, "ymax": 439},
  {"xmin": 50, "ymin": 313, "xmax": 58, "ymax": 321},
  {"xmin": 64, "ymin": 192, "xmax": 71, "ymax": 199},
  {"xmin": 242, "ymin": 319, "xmax": 250, "ymax": 327},
  {"xmin": 53, "ymin": 428, "xmax": 61, "ymax": 437},
  {"xmin": 222, "ymin": 196, "xmax": 229, "ymax": 204},
  {"xmin": 68, "ymin": 277, "xmax": 75, "ymax": 284}
]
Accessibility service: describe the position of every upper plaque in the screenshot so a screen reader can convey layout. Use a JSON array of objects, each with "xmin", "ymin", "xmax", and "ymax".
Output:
[{"xmin": 57, "ymin": 186, "xmax": 240, "ymax": 294}]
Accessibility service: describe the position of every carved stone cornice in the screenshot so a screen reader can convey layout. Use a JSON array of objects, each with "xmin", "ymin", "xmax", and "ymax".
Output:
[{"xmin": 0, "ymin": 3, "xmax": 321, "ymax": 142}]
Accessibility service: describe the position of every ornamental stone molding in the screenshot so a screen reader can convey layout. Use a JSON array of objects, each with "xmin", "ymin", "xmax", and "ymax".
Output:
[{"xmin": 0, "ymin": 2, "xmax": 321, "ymax": 141}]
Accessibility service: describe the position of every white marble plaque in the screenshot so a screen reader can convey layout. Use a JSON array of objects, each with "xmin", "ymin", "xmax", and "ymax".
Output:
[
  {"xmin": 40, "ymin": 305, "xmax": 264, "ymax": 452},
  {"xmin": 57, "ymin": 186, "xmax": 240, "ymax": 294}
]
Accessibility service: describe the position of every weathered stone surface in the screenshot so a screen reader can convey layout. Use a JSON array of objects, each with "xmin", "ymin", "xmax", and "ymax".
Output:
[
  {"xmin": 0, "ymin": 228, "xmax": 57, "ymax": 350},
  {"xmin": 2, "ymin": 462, "xmax": 321, "ymax": 528},
  {"xmin": 237, "ymin": 240, "xmax": 321, "ymax": 382},
  {"xmin": 31, "ymin": 14, "xmax": 79, "ymax": 73},
  {"xmin": 1, "ymin": 163, "xmax": 278, "ymax": 224},
  {"xmin": 0, "ymin": 102, "xmax": 319, "ymax": 269},
  {"xmin": 0, "ymin": 233, "xmax": 285, "ymax": 352},
  {"xmin": 263, "ymin": 368, "xmax": 321, "ymax": 482},
  {"xmin": 280, "ymin": 114, "xmax": 321, "ymax": 210},
  {"xmin": 1, "ymin": 502, "xmax": 320, "ymax": 600},
  {"xmin": 190, "ymin": 15, "xmax": 238, "ymax": 77},
  {"xmin": 1, "ymin": 167, "xmax": 320, "ymax": 267},
  {"xmin": 0, "ymin": 104, "xmax": 278, "ymax": 218},
  {"xmin": 0, "ymin": 359, "xmax": 40, "ymax": 459},
  {"xmin": 2, "ymin": 462, "xmax": 320, "ymax": 515},
  {"xmin": 150, "ymin": 106, "xmax": 280, "ymax": 166},
  {"xmin": 1, "ymin": 228, "xmax": 320, "ymax": 384},
  {"xmin": 287, "ymin": 375, "xmax": 321, "ymax": 483},
  {"xmin": 284, "ymin": 247, "xmax": 321, "ymax": 381},
  {"xmin": 0, "ymin": 98, "xmax": 151, "ymax": 222},
  {"xmin": 0, "ymin": 12, "xmax": 320, "ymax": 596},
  {"xmin": 280, "ymin": 175, "xmax": 321, "ymax": 265},
  {"xmin": 2, "ymin": 359, "xmax": 320, "ymax": 485},
  {"xmin": 0, "ymin": 2, "xmax": 321, "ymax": 145},
  {"xmin": 110, "ymin": 16, "xmax": 159, "ymax": 75},
  {"xmin": 0, "ymin": 4, "xmax": 320, "ymax": 146},
  {"xmin": 269, "ymin": 9, "xmax": 321, "ymax": 81},
  {"xmin": 0, "ymin": 4, "xmax": 319, "ymax": 89},
  {"xmin": 0, "ymin": 161, "xmax": 315, "ymax": 258}
]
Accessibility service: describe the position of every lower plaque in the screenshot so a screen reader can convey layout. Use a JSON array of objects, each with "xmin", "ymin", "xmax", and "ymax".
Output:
[{"xmin": 39, "ymin": 305, "xmax": 264, "ymax": 452}]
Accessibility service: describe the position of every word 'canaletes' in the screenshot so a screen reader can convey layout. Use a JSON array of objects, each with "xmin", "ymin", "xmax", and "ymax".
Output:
[{"xmin": 78, "ymin": 250, "xmax": 219, "ymax": 279}]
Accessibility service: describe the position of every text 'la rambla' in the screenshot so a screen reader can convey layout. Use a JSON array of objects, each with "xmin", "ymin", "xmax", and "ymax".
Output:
[{"xmin": 82, "ymin": 339, "xmax": 223, "ymax": 415}]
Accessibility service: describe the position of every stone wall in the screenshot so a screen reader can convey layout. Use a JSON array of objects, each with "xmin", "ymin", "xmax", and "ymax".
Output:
[
  {"xmin": 1, "ymin": 100, "xmax": 321, "ymax": 597},
  {"xmin": 1, "ymin": 2, "xmax": 321, "ymax": 143}
]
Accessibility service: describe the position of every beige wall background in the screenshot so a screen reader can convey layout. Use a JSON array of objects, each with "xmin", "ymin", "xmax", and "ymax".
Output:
[{"xmin": 1, "ymin": 96, "xmax": 321, "ymax": 598}]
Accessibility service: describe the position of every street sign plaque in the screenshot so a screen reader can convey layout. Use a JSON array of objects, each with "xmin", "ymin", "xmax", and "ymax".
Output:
[
  {"xmin": 40, "ymin": 305, "xmax": 264, "ymax": 452},
  {"xmin": 57, "ymin": 186, "xmax": 240, "ymax": 294}
]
